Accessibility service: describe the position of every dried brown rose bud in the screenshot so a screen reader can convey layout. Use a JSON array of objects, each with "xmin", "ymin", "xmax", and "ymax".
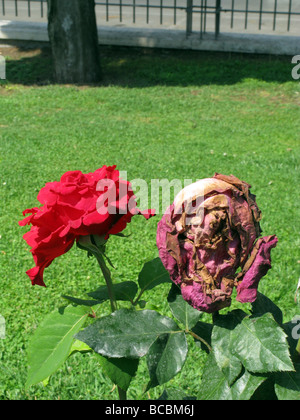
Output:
[{"xmin": 157, "ymin": 173, "xmax": 277, "ymax": 313}]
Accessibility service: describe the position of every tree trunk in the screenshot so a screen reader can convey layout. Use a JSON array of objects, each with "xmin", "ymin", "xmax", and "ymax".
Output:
[{"xmin": 47, "ymin": 0, "xmax": 102, "ymax": 84}]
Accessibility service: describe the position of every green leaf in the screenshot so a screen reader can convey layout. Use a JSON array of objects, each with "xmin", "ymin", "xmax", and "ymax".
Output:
[
  {"xmin": 62, "ymin": 295, "xmax": 101, "ymax": 307},
  {"xmin": 198, "ymin": 353, "xmax": 266, "ymax": 401},
  {"xmin": 231, "ymin": 370, "xmax": 266, "ymax": 400},
  {"xmin": 231, "ymin": 313, "xmax": 294, "ymax": 374},
  {"xmin": 167, "ymin": 284, "xmax": 202, "ymax": 330},
  {"xmin": 250, "ymin": 376, "xmax": 278, "ymax": 400},
  {"xmin": 197, "ymin": 353, "xmax": 233, "ymax": 400},
  {"xmin": 146, "ymin": 331, "xmax": 188, "ymax": 389},
  {"xmin": 135, "ymin": 300, "xmax": 160, "ymax": 311},
  {"xmin": 138, "ymin": 257, "xmax": 171, "ymax": 293},
  {"xmin": 26, "ymin": 305, "xmax": 89, "ymax": 389},
  {"xmin": 211, "ymin": 310, "xmax": 246, "ymax": 385},
  {"xmin": 75, "ymin": 309, "xmax": 182, "ymax": 359},
  {"xmin": 63, "ymin": 281, "xmax": 138, "ymax": 307},
  {"xmin": 282, "ymin": 320, "xmax": 300, "ymax": 356},
  {"xmin": 69, "ymin": 339, "xmax": 92, "ymax": 356},
  {"xmin": 275, "ymin": 363, "xmax": 300, "ymax": 400},
  {"xmin": 88, "ymin": 281, "xmax": 138, "ymax": 303},
  {"xmin": 251, "ymin": 292, "xmax": 283, "ymax": 324},
  {"xmin": 97, "ymin": 355, "xmax": 139, "ymax": 392}
]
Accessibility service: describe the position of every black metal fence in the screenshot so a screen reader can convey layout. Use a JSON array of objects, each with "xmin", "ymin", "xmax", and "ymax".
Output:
[
  {"xmin": 1, "ymin": 0, "xmax": 299, "ymax": 37},
  {"xmin": 1, "ymin": 0, "xmax": 47, "ymax": 18},
  {"xmin": 212, "ymin": 0, "xmax": 300, "ymax": 35}
]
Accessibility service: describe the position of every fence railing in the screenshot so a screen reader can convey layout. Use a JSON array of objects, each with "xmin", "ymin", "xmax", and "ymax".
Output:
[
  {"xmin": 0, "ymin": 0, "xmax": 299, "ymax": 38},
  {"xmin": 1, "ymin": 0, "xmax": 47, "ymax": 18}
]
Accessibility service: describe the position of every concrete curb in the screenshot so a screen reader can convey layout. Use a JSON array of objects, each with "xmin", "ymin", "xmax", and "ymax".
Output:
[{"xmin": 0, "ymin": 20, "xmax": 299, "ymax": 55}]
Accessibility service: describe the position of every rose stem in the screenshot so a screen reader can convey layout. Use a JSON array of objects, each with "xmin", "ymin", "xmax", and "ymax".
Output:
[
  {"xmin": 188, "ymin": 331, "xmax": 212, "ymax": 352},
  {"xmin": 95, "ymin": 252, "xmax": 117, "ymax": 313},
  {"xmin": 95, "ymin": 252, "xmax": 127, "ymax": 400}
]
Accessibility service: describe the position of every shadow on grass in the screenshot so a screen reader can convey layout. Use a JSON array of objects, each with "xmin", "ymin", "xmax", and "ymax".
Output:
[{"xmin": 1, "ymin": 40, "xmax": 295, "ymax": 87}]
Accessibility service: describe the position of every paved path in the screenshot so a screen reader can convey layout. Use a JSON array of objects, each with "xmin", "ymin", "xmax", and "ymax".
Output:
[{"xmin": 0, "ymin": 0, "xmax": 299, "ymax": 36}]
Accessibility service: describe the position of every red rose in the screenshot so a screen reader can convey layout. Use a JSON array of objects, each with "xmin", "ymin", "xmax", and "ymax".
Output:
[{"xmin": 19, "ymin": 166, "xmax": 155, "ymax": 287}]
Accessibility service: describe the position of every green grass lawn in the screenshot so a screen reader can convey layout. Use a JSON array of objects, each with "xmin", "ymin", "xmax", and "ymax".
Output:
[{"xmin": 0, "ymin": 43, "xmax": 299, "ymax": 400}]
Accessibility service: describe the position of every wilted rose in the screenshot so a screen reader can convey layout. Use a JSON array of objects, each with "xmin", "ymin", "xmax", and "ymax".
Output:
[
  {"xmin": 156, "ymin": 173, "xmax": 278, "ymax": 313},
  {"xmin": 19, "ymin": 165, "xmax": 154, "ymax": 287}
]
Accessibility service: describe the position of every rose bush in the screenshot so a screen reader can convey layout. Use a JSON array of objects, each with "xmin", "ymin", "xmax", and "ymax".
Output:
[
  {"xmin": 157, "ymin": 173, "xmax": 278, "ymax": 313},
  {"xmin": 23, "ymin": 171, "xmax": 298, "ymax": 400},
  {"xmin": 19, "ymin": 165, "xmax": 154, "ymax": 287}
]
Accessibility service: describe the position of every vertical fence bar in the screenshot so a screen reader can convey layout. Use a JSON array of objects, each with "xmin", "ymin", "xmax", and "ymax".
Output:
[
  {"xmin": 106, "ymin": 0, "xmax": 109, "ymax": 22},
  {"xmin": 231, "ymin": 0, "xmax": 234, "ymax": 28},
  {"xmin": 259, "ymin": 0, "xmax": 263, "ymax": 30},
  {"xmin": 199, "ymin": 0, "xmax": 203, "ymax": 38},
  {"xmin": 41, "ymin": 0, "xmax": 44, "ymax": 18},
  {"xmin": 160, "ymin": 0, "xmax": 163, "ymax": 24},
  {"xmin": 215, "ymin": 0, "xmax": 221, "ymax": 38},
  {"xmin": 245, "ymin": 0, "xmax": 248, "ymax": 29},
  {"xmin": 186, "ymin": 0, "xmax": 193, "ymax": 36},
  {"xmin": 28, "ymin": 0, "xmax": 31, "ymax": 17},
  {"xmin": 133, "ymin": 0, "xmax": 136, "ymax": 24},
  {"xmin": 273, "ymin": 0, "xmax": 277, "ymax": 31},
  {"xmin": 15, "ymin": 0, "xmax": 18, "ymax": 17},
  {"xmin": 204, "ymin": 0, "xmax": 207, "ymax": 32},
  {"xmin": 287, "ymin": 0, "xmax": 292, "ymax": 31},
  {"xmin": 146, "ymin": 0, "xmax": 149, "ymax": 24},
  {"xmin": 174, "ymin": 0, "xmax": 177, "ymax": 25},
  {"xmin": 2, "ymin": 0, "xmax": 5, "ymax": 16},
  {"xmin": 120, "ymin": 0, "xmax": 122, "ymax": 22}
]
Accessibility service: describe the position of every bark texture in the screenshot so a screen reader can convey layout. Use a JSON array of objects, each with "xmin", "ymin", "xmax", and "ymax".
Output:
[{"xmin": 48, "ymin": 0, "xmax": 102, "ymax": 83}]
